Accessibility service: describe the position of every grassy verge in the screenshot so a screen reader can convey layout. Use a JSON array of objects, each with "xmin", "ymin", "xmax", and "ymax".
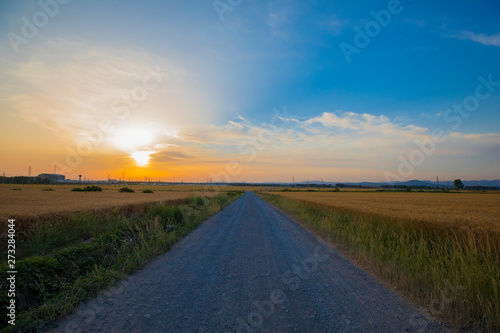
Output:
[
  {"xmin": 261, "ymin": 193, "xmax": 499, "ymax": 332},
  {"xmin": 1, "ymin": 191, "xmax": 243, "ymax": 332}
]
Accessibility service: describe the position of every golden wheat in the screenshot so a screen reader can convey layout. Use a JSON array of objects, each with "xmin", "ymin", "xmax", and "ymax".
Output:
[
  {"xmin": 274, "ymin": 191, "xmax": 500, "ymax": 233},
  {"xmin": 0, "ymin": 184, "xmax": 195, "ymax": 221}
]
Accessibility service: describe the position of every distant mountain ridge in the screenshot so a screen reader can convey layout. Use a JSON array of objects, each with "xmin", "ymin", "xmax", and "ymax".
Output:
[{"xmin": 293, "ymin": 179, "xmax": 500, "ymax": 188}]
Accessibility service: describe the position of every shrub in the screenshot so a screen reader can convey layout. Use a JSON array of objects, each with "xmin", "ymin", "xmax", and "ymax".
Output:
[
  {"xmin": 84, "ymin": 185, "xmax": 103, "ymax": 192},
  {"xmin": 10, "ymin": 188, "xmax": 22, "ymax": 191},
  {"xmin": 186, "ymin": 196, "xmax": 206, "ymax": 207},
  {"xmin": 71, "ymin": 186, "xmax": 103, "ymax": 192},
  {"xmin": 149, "ymin": 205, "xmax": 184, "ymax": 224},
  {"xmin": 42, "ymin": 188, "xmax": 54, "ymax": 191},
  {"xmin": 214, "ymin": 194, "xmax": 229, "ymax": 211},
  {"xmin": 118, "ymin": 187, "xmax": 135, "ymax": 193},
  {"xmin": 142, "ymin": 189, "xmax": 154, "ymax": 193}
]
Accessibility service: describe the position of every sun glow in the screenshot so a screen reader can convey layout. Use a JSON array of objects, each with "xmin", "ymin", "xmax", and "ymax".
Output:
[
  {"xmin": 111, "ymin": 127, "xmax": 154, "ymax": 151},
  {"xmin": 130, "ymin": 151, "xmax": 154, "ymax": 166}
]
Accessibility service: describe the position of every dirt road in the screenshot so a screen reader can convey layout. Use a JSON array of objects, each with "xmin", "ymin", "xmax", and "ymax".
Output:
[{"xmin": 50, "ymin": 192, "xmax": 446, "ymax": 332}]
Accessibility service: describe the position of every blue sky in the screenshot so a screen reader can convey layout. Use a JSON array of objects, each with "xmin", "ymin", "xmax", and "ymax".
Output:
[{"xmin": 0, "ymin": 0, "xmax": 499, "ymax": 181}]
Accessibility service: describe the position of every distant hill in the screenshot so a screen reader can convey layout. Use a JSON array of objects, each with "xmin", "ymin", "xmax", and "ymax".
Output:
[{"xmin": 292, "ymin": 179, "xmax": 500, "ymax": 188}]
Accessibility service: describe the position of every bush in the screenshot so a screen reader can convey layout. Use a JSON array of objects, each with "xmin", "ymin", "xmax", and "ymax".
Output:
[
  {"xmin": 118, "ymin": 187, "xmax": 135, "ymax": 193},
  {"xmin": 10, "ymin": 188, "xmax": 22, "ymax": 191},
  {"xmin": 186, "ymin": 196, "xmax": 206, "ymax": 207},
  {"xmin": 42, "ymin": 188, "xmax": 54, "ymax": 191},
  {"xmin": 149, "ymin": 205, "xmax": 184, "ymax": 224},
  {"xmin": 84, "ymin": 185, "xmax": 102, "ymax": 192},
  {"xmin": 142, "ymin": 189, "xmax": 154, "ymax": 193},
  {"xmin": 214, "ymin": 194, "xmax": 229, "ymax": 211},
  {"xmin": 71, "ymin": 185, "xmax": 103, "ymax": 192}
]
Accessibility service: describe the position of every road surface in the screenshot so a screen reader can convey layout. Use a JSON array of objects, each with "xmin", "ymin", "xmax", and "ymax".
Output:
[{"xmin": 49, "ymin": 192, "xmax": 446, "ymax": 332}]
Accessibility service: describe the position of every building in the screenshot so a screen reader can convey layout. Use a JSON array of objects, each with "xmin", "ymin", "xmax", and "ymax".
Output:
[{"xmin": 38, "ymin": 173, "xmax": 65, "ymax": 181}]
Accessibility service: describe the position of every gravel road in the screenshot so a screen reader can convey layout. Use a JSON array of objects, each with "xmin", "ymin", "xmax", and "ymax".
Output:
[{"xmin": 49, "ymin": 191, "xmax": 447, "ymax": 333}]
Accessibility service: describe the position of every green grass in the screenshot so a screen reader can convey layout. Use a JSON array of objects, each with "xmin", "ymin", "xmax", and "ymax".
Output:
[
  {"xmin": 0, "ymin": 192, "xmax": 243, "ymax": 332},
  {"xmin": 261, "ymin": 193, "xmax": 499, "ymax": 332}
]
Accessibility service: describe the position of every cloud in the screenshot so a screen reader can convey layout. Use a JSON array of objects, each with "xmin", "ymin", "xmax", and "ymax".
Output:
[
  {"xmin": 152, "ymin": 150, "xmax": 191, "ymax": 163},
  {"xmin": 266, "ymin": 10, "xmax": 290, "ymax": 38},
  {"xmin": 451, "ymin": 31, "xmax": 500, "ymax": 47},
  {"xmin": 0, "ymin": 40, "xmax": 212, "ymax": 144},
  {"xmin": 405, "ymin": 18, "xmax": 426, "ymax": 28},
  {"xmin": 144, "ymin": 111, "xmax": 499, "ymax": 176},
  {"xmin": 319, "ymin": 15, "xmax": 348, "ymax": 35}
]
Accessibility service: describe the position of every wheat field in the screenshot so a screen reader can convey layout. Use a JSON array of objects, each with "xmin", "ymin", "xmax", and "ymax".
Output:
[
  {"xmin": 0, "ymin": 184, "xmax": 199, "ymax": 221},
  {"xmin": 273, "ymin": 191, "xmax": 500, "ymax": 233}
]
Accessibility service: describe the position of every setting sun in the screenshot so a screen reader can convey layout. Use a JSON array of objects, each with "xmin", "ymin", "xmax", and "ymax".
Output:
[
  {"xmin": 111, "ymin": 127, "xmax": 154, "ymax": 152},
  {"xmin": 130, "ymin": 151, "xmax": 154, "ymax": 167}
]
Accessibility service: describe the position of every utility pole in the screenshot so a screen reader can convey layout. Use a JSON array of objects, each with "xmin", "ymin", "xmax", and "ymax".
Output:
[
  {"xmin": 436, "ymin": 176, "xmax": 439, "ymax": 189},
  {"xmin": 28, "ymin": 166, "xmax": 31, "ymax": 177}
]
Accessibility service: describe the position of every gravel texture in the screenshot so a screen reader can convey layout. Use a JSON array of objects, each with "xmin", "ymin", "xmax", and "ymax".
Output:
[{"xmin": 48, "ymin": 191, "xmax": 449, "ymax": 333}]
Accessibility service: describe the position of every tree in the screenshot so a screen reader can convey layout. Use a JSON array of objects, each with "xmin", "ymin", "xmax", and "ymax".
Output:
[{"xmin": 453, "ymin": 179, "xmax": 465, "ymax": 192}]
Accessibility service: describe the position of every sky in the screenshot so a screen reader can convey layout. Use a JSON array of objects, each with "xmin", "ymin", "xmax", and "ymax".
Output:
[{"xmin": 0, "ymin": 0, "xmax": 499, "ymax": 183}]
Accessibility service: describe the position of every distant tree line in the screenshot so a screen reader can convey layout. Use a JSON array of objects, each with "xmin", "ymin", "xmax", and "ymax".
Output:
[{"xmin": 0, "ymin": 176, "xmax": 51, "ymax": 184}]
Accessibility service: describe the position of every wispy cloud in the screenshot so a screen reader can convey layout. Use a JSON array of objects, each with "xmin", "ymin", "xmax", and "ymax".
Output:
[
  {"xmin": 0, "ymin": 40, "xmax": 212, "ymax": 143},
  {"xmin": 144, "ymin": 111, "xmax": 500, "ymax": 180},
  {"xmin": 451, "ymin": 31, "xmax": 500, "ymax": 47},
  {"xmin": 319, "ymin": 15, "xmax": 348, "ymax": 36},
  {"xmin": 405, "ymin": 18, "xmax": 426, "ymax": 28},
  {"xmin": 266, "ymin": 10, "xmax": 290, "ymax": 38}
]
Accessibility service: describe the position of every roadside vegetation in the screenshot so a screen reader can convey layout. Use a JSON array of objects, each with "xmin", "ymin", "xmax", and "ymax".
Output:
[
  {"xmin": 261, "ymin": 193, "xmax": 499, "ymax": 331},
  {"xmin": 0, "ymin": 191, "xmax": 243, "ymax": 332}
]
